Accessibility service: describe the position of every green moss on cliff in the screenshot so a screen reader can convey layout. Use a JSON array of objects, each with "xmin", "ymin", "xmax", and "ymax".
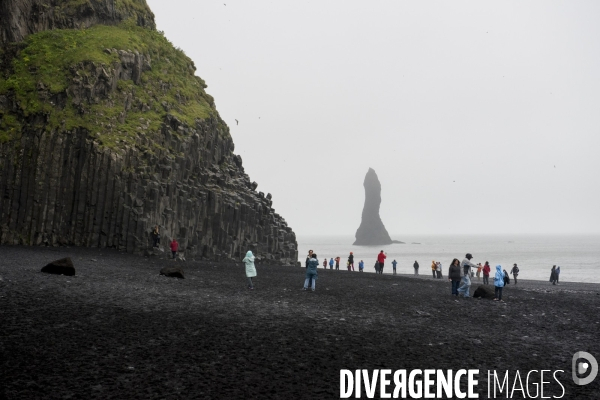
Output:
[{"xmin": 0, "ymin": 21, "xmax": 219, "ymax": 149}]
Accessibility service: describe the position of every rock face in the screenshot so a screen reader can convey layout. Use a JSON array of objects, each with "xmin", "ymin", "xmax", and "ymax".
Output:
[
  {"xmin": 0, "ymin": 0, "xmax": 156, "ymax": 44},
  {"xmin": 353, "ymin": 168, "xmax": 392, "ymax": 246},
  {"xmin": 41, "ymin": 257, "xmax": 75, "ymax": 276},
  {"xmin": 159, "ymin": 266, "xmax": 184, "ymax": 279},
  {"xmin": 0, "ymin": 0, "xmax": 298, "ymax": 265}
]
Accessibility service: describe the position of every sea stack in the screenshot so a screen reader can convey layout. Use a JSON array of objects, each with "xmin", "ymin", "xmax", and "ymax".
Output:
[{"xmin": 353, "ymin": 168, "xmax": 392, "ymax": 246}]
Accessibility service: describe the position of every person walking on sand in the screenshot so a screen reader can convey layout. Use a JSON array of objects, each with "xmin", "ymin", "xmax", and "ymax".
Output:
[
  {"xmin": 329, "ymin": 258, "xmax": 334, "ymax": 270},
  {"xmin": 348, "ymin": 252, "xmax": 355, "ymax": 271},
  {"xmin": 431, "ymin": 261, "xmax": 437, "ymax": 278},
  {"xmin": 335, "ymin": 256, "xmax": 340, "ymax": 270},
  {"xmin": 482, "ymin": 261, "xmax": 491, "ymax": 285},
  {"xmin": 392, "ymin": 259, "xmax": 398, "ymax": 275},
  {"xmin": 243, "ymin": 250, "xmax": 257, "ymax": 290},
  {"xmin": 476, "ymin": 263, "xmax": 482, "ymax": 281},
  {"xmin": 458, "ymin": 254, "xmax": 477, "ymax": 298},
  {"xmin": 448, "ymin": 258, "xmax": 462, "ymax": 297},
  {"xmin": 550, "ymin": 265, "xmax": 558, "ymax": 285},
  {"xmin": 170, "ymin": 238, "xmax": 179, "ymax": 259},
  {"xmin": 436, "ymin": 261, "xmax": 443, "ymax": 278},
  {"xmin": 377, "ymin": 250, "xmax": 386, "ymax": 274},
  {"xmin": 493, "ymin": 264, "xmax": 505, "ymax": 302},
  {"xmin": 323, "ymin": 258, "xmax": 328, "ymax": 269},
  {"xmin": 510, "ymin": 263, "xmax": 519, "ymax": 285},
  {"xmin": 151, "ymin": 225, "xmax": 161, "ymax": 248},
  {"xmin": 303, "ymin": 253, "xmax": 319, "ymax": 291},
  {"xmin": 556, "ymin": 266, "xmax": 561, "ymax": 284},
  {"xmin": 413, "ymin": 260, "xmax": 419, "ymax": 275},
  {"xmin": 359, "ymin": 260, "xmax": 364, "ymax": 272},
  {"xmin": 461, "ymin": 253, "xmax": 477, "ymax": 277}
]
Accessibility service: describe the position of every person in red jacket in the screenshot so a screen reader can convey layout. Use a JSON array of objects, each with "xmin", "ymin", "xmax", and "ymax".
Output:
[
  {"xmin": 170, "ymin": 238, "xmax": 179, "ymax": 259},
  {"xmin": 482, "ymin": 261, "xmax": 491, "ymax": 284},
  {"xmin": 377, "ymin": 250, "xmax": 387, "ymax": 274}
]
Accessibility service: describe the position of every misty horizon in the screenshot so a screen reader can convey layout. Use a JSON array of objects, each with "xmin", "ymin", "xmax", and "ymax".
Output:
[{"xmin": 147, "ymin": 0, "xmax": 600, "ymax": 236}]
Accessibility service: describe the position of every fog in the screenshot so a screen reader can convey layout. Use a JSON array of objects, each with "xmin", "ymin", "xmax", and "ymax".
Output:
[{"xmin": 147, "ymin": 0, "xmax": 600, "ymax": 236}]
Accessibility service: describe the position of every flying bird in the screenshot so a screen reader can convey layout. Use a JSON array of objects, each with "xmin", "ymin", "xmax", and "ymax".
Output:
[{"xmin": 235, "ymin": 119, "xmax": 238, "ymax": 125}]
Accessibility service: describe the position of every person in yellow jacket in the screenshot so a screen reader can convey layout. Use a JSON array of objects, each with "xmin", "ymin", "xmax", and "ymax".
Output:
[{"xmin": 431, "ymin": 261, "xmax": 437, "ymax": 279}]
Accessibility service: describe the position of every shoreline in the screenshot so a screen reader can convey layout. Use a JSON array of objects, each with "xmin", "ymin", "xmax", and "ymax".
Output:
[{"xmin": 2, "ymin": 245, "xmax": 599, "ymax": 399}]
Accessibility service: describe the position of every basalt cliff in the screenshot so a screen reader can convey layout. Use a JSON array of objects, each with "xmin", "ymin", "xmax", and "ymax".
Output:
[
  {"xmin": 0, "ymin": 0, "xmax": 298, "ymax": 264},
  {"xmin": 353, "ymin": 168, "xmax": 392, "ymax": 246}
]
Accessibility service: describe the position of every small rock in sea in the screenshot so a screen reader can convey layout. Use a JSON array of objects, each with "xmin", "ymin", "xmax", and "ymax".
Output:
[{"xmin": 41, "ymin": 257, "xmax": 76, "ymax": 276}]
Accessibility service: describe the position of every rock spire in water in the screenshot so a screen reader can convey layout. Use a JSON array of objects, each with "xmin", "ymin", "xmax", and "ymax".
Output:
[{"xmin": 353, "ymin": 168, "xmax": 392, "ymax": 246}]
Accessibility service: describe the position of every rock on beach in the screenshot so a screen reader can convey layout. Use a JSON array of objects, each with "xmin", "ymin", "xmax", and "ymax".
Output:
[{"xmin": 41, "ymin": 257, "xmax": 76, "ymax": 276}]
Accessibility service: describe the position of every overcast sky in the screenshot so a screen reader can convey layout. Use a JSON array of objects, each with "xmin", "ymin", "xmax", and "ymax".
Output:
[{"xmin": 147, "ymin": 0, "xmax": 600, "ymax": 236}]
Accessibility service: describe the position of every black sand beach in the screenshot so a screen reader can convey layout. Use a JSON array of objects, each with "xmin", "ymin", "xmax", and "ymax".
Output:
[{"xmin": 1, "ymin": 246, "xmax": 599, "ymax": 399}]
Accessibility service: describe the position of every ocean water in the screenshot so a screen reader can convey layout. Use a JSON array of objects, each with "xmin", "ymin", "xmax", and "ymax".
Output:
[{"xmin": 297, "ymin": 234, "xmax": 600, "ymax": 283}]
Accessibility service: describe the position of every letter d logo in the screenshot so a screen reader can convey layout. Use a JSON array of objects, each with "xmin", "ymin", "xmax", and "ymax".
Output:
[{"xmin": 572, "ymin": 351, "xmax": 598, "ymax": 385}]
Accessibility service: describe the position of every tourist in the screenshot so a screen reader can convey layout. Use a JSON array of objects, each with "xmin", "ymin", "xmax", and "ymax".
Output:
[
  {"xmin": 510, "ymin": 263, "xmax": 519, "ymax": 285},
  {"xmin": 458, "ymin": 254, "xmax": 477, "ymax": 298},
  {"xmin": 303, "ymin": 253, "xmax": 319, "ymax": 291},
  {"xmin": 556, "ymin": 266, "xmax": 561, "ymax": 284},
  {"xmin": 306, "ymin": 250, "xmax": 314, "ymax": 289},
  {"xmin": 359, "ymin": 260, "xmax": 364, "ymax": 272},
  {"xmin": 413, "ymin": 260, "xmax": 419, "ymax": 275},
  {"xmin": 503, "ymin": 268, "xmax": 510, "ymax": 285},
  {"xmin": 482, "ymin": 262, "xmax": 491, "ymax": 285},
  {"xmin": 329, "ymin": 258, "xmax": 334, "ymax": 270},
  {"xmin": 436, "ymin": 261, "xmax": 442, "ymax": 278},
  {"xmin": 550, "ymin": 265, "xmax": 558, "ymax": 285},
  {"xmin": 374, "ymin": 260, "xmax": 380, "ymax": 274},
  {"xmin": 392, "ymin": 259, "xmax": 398, "ymax": 275},
  {"xmin": 448, "ymin": 258, "xmax": 462, "ymax": 297},
  {"xmin": 348, "ymin": 252, "xmax": 355, "ymax": 271},
  {"xmin": 243, "ymin": 250, "xmax": 257, "ymax": 290},
  {"xmin": 335, "ymin": 256, "xmax": 340, "ymax": 270},
  {"xmin": 493, "ymin": 265, "xmax": 505, "ymax": 302},
  {"xmin": 377, "ymin": 250, "xmax": 386, "ymax": 274},
  {"xmin": 151, "ymin": 225, "xmax": 160, "ymax": 248},
  {"xmin": 476, "ymin": 263, "xmax": 482, "ymax": 281},
  {"xmin": 170, "ymin": 238, "xmax": 179, "ymax": 259},
  {"xmin": 323, "ymin": 258, "xmax": 327, "ymax": 269},
  {"xmin": 431, "ymin": 261, "xmax": 437, "ymax": 278}
]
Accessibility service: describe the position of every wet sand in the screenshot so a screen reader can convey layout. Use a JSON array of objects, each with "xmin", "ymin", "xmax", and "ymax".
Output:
[{"xmin": 1, "ymin": 246, "xmax": 599, "ymax": 399}]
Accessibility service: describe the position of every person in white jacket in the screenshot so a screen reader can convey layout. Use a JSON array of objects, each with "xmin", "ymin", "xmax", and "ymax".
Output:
[
  {"xmin": 243, "ymin": 250, "xmax": 257, "ymax": 290},
  {"xmin": 457, "ymin": 253, "xmax": 477, "ymax": 298}
]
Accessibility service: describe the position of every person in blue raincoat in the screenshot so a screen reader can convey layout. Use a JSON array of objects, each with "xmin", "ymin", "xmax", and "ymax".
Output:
[
  {"xmin": 243, "ymin": 250, "xmax": 257, "ymax": 290},
  {"xmin": 493, "ymin": 265, "xmax": 505, "ymax": 302},
  {"xmin": 329, "ymin": 258, "xmax": 334, "ymax": 270},
  {"xmin": 303, "ymin": 253, "xmax": 319, "ymax": 291}
]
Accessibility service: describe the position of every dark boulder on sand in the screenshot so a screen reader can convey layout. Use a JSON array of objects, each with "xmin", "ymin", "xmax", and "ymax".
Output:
[
  {"xmin": 473, "ymin": 285, "xmax": 495, "ymax": 299},
  {"xmin": 41, "ymin": 258, "xmax": 76, "ymax": 276},
  {"xmin": 353, "ymin": 168, "xmax": 393, "ymax": 246},
  {"xmin": 160, "ymin": 266, "xmax": 185, "ymax": 279}
]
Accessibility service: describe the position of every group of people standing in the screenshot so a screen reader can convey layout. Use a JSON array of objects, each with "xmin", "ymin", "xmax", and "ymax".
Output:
[
  {"xmin": 240, "ymin": 247, "xmax": 563, "ymax": 295},
  {"xmin": 151, "ymin": 225, "xmax": 180, "ymax": 259},
  {"xmin": 447, "ymin": 254, "xmax": 522, "ymax": 301},
  {"xmin": 550, "ymin": 265, "xmax": 561, "ymax": 285}
]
